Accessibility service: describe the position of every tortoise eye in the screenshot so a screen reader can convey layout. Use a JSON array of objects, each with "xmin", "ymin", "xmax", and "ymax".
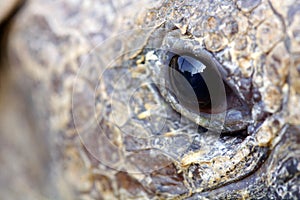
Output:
[
  {"xmin": 167, "ymin": 54, "xmax": 227, "ymax": 114},
  {"xmin": 148, "ymin": 48, "xmax": 250, "ymax": 132}
]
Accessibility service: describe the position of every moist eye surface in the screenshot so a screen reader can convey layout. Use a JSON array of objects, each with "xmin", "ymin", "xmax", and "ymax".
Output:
[
  {"xmin": 166, "ymin": 53, "xmax": 228, "ymax": 114},
  {"xmin": 169, "ymin": 55, "xmax": 211, "ymax": 109}
]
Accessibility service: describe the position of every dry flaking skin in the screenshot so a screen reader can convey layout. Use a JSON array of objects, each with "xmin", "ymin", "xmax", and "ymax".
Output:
[{"xmin": 1, "ymin": 0, "xmax": 300, "ymax": 199}]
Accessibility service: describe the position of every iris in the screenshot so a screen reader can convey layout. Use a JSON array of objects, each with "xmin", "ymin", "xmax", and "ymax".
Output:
[
  {"xmin": 170, "ymin": 55, "xmax": 211, "ymax": 108},
  {"xmin": 168, "ymin": 54, "xmax": 214, "ymax": 113}
]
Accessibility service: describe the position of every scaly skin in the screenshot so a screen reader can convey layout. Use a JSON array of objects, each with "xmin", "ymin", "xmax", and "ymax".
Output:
[{"xmin": 1, "ymin": 0, "xmax": 300, "ymax": 199}]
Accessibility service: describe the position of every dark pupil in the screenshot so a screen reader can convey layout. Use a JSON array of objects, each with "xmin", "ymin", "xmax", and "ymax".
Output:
[{"xmin": 169, "ymin": 55, "xmax": 211, "ymax": 109}]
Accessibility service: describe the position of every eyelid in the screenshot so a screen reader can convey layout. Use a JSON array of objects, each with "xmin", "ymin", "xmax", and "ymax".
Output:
[
  {"xmin": 143, "ymin": 30, "xmax": 251, "ymax": 132},
  {"xmin": 158, "ymin": 30, "xmax": 230, "ymax": 77}
]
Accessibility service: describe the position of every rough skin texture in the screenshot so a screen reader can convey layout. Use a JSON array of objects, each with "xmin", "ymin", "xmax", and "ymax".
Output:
[{"xmin": 1, "ymin": 0, "xmax": 300, "ymax": 199}]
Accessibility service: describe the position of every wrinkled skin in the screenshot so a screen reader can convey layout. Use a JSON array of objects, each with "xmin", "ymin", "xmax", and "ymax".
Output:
[{"xmin": 1, "ymin": 0, "xmax": 300, "ymax": 199}]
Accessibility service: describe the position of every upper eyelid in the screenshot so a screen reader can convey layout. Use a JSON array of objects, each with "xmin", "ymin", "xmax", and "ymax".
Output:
[
  {"xmin": 149, "ymin": 28, "xmax": 246, "ymax": 91},
  {"xmin": 157, "ymin": 27, "xmax": 231, "ymax": 76}
]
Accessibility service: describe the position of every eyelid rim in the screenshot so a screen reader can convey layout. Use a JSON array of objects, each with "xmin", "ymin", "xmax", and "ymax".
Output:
[
  {"xmin": 150, "ymin": 35, "xmax": 251, "ymax": 132},
  {"xmin": 160, "ymin": 33, "xmax": 249, "ymax": 107},
  {"xmin": 160, "ymin": 52, "xmax": 251, "ymax": 132}
]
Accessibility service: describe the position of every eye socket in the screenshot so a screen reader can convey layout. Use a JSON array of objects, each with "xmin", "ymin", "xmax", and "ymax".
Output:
[
  {"xmin": 167, "ymin": 53, "xmax": 227, "ymax": 114},
  {"xmin": 147, "ymin": 48, "xmax": 251, "ymax": 132}
]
